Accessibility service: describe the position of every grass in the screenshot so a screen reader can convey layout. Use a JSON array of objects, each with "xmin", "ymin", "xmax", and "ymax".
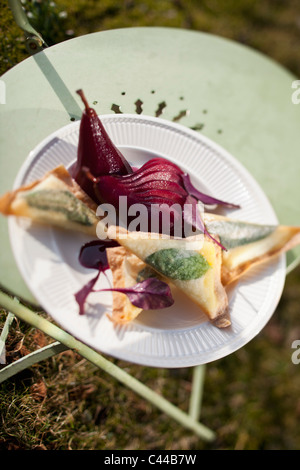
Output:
[
  {"xmin": 2, "ymin": 0, "xmax": 300, "ymax": 77},
  {"xmin": 1, "ymin": 0, "xmax": 300, "ymax": 451}
]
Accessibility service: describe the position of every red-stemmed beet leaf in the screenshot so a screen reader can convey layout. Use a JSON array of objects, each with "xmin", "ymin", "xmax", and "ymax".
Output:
[
  {"xmin": 96, "ymin": 277, "xmax": 174, "ymax": 310},
  {"xmin": 75, "ymin": 275, "xmax": 174, "ymax": 314}
]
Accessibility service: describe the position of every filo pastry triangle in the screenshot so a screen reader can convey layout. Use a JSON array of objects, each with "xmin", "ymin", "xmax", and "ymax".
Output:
[
  {"xmin": 204, "ymin": 213, "xmax": 300, "ymax": 286},
  {"xmin": 105, "ymin": 216, "xmax": 300, "ymax": 328},
  {"xmin": 106, "ymin": 225, "xmax": 231, "ymax": 328},
  {"xmin": 0, "ymin": 165, "xmax": 101, "ymax": 236}
]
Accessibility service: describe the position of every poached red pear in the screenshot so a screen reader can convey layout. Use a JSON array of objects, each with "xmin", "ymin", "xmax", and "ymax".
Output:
[{"xmin": 72, "ymin": 89, "xmax": 132, "ymax": 201}]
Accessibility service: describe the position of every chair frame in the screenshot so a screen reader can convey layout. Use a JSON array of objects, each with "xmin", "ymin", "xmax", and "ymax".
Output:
[{"xmin": 0, "ymin": 290, "xmax": 215, "ymax": 441}]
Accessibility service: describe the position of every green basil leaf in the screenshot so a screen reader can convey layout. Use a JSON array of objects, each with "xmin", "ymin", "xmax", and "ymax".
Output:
[
  {"xmin": 206, "ymin": 219, "xmax": 276, "ymax": 250},
  {"xmin": 25, "ymin": 189, "xmax": 97, "ymax": 226},
  {"xmin": 145, "ymin": 248, "xmax": 210, "ymax": 281}
]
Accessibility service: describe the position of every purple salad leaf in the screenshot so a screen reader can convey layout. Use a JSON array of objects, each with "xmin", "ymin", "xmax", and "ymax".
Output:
[
  {"xmin": 182, "ymin": 173, "xmax": 240, "ymax": 209},
  {"xmin": 98, "ymin": 277, "xmax": 174, "ymax": 310},
  {"xmin": 75, "ymin": 269, "xmax": 102, "ymax": 315}
]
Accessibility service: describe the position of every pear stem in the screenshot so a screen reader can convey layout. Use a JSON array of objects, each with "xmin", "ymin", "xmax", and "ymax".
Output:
[
  {"xmin": 81, "ymin": 166, "xmax": 100, "ymax": 183},
  {"xmin": 76, "ymin": 89, "xmax": 90, "ymax": 111}
]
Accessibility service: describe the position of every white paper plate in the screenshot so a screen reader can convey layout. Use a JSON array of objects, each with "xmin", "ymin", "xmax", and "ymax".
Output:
[{"xmin": 9, "ymin": 114, "xmax": 286, "ymax": 368}]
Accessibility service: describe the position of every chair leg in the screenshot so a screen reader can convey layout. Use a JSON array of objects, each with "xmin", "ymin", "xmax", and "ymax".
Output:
[
  {"xmin": 0, "ymin": 341, "xmax": 69, "ymax": 383},
  {"xmin": 0, "ymin": 312, "xmax": 15, "ymax": 364},
  {"xmin": 189, "ymin": 364, "xmax": 206, "ymax": 421},
  {"xmin": 0, "ymin": 291, "xmax": 216, "ymax": 441}
]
